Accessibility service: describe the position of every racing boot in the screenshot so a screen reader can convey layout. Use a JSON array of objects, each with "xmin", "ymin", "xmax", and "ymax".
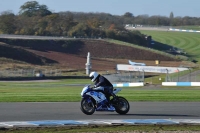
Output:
[
  {"xmin": 107, "ymin": 104, "xmax": 115, "ymax": 111},
  {"xmin": 105, "ymin": 94, "xmax": 115, "ymax": 111},
  {"xmin": 106, "ymin": 101, "xmax": 115, "ymax": 111}
]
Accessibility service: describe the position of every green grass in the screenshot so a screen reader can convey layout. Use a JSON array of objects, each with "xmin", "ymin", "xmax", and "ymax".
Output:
[
  {"xmin": 140, "ymin": 30, "xmax": 200, "ymax": 63},
  {"xmin": 123, "ymin": 87, "xmax": 200, "ymax": 101},
  {"xmin": 0, "ymin": 79, "xmax": 200, "ymax": 102},
  {"xmin": 145, "ymin": 74, "xmax": 166, "ymax": 84},
  {"xmin": 1, "ymin": 125, "xmax": 200, "ymax": 133},
  {"xmin": 173, "ymin": 25, "xmax": 200, "ymax": 30},
  {"xmin": 0, "ymin": 79, "xmax": 91, "ymax": 102}
]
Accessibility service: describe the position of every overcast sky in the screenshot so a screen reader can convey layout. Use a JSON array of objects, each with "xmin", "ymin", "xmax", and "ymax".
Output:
[{"xmin": 0, "ymin": 0, "xmax": 199, "ymax": 17}]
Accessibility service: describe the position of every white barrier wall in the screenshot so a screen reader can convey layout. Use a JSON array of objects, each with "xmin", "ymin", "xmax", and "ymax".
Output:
[
  {"xmin": 169, "ymin": 28, "xmax": 200, "ymax": 33},
  {"xmin": 117, "ymin": 64, "xmax": 188, "ymax": 73},
  {"xmin": 113, "ymin": 82, "xmax": 144, "ymax": 87},
  {"xmin": 162, "ymin": 82, "xmax": 200, "ymax": 86}
]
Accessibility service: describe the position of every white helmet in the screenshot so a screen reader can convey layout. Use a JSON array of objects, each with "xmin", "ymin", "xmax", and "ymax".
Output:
[{"xmin": 89, "ymin": 71, "xmax": 99, "ymax": 82}]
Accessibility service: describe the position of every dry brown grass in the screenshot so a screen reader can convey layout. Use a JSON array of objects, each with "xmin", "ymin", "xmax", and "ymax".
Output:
[{"xmin": 0, "ymin": 39, "xmax": 190, "ymax": 75}]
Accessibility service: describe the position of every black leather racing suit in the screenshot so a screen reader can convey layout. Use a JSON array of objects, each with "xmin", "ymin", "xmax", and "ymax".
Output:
[{"xmin": 93, "ymin": 75, "xmax": 113, "ymax": 103}]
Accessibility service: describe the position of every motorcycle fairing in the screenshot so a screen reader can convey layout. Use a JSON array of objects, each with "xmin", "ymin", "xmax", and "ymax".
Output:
[
  {"xmin": 86, "ymin": 91, "xmax": 106, "ymax": 103},
  {"xmin": 85, "ymin": 91, "xmax": 111, "ymax": 111}
]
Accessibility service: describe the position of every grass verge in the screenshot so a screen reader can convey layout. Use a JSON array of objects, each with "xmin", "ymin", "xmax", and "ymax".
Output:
[
  {"xmin": 1, "ymin": 125, "xmax": 200, "ymax": 133},
  {"xmin": 0, "ymin": 79, "xmax": 200, "ymax": 102}
]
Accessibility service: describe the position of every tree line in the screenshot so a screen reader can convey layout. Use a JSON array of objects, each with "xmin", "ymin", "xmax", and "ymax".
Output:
[{"xmin": 0, "ymin": 1, "xmax": 199, "ymax": 46}]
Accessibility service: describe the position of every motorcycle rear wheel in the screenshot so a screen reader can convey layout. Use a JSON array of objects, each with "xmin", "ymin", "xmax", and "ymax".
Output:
[
  {"xmin": 112, "ymin": 96, "xmax": 130, "ymax": 115},
  {"xmin": 80, "ymin": 97, "xmax": 95, "ymax": 115}
]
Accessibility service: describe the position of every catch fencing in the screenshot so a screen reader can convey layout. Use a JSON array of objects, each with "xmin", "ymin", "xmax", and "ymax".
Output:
[
  {"xmin": 1, "ymin": 69, "xmax": 200, "ymax": 84},
  {"xmin": 104, "ymin": 70, "xmax": 200, "ymax": 84},
  {"xmin": 166, "ymin": 69, "xmax": 200, "ymax": 82},
  {"xmin": 104, "ymin": 71, "xmax": 145, "ymax": 83},
  {"xmin": 0, "ymin": 69, "xmax": 62, "ymax": 78}
]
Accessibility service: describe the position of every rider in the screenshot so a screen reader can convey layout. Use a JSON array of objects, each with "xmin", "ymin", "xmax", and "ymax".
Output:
[{"xmin": 89, "ymin": 71, "xmax": 115, "ymax": 110}]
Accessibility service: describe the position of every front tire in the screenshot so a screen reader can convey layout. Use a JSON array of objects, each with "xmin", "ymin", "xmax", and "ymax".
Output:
[
  {"xmin": 80, "ymin": 97, "xmax": 95, "ymax": 115},
  {"xmin": 112, "ymin": 96, "xmax": 129, "ymax": 115}
]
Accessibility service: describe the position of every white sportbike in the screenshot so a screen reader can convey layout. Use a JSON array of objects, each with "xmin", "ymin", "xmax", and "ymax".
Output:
[{"xmin": 80, "ymin": 85, "xmax": 130, "ymax": 115}]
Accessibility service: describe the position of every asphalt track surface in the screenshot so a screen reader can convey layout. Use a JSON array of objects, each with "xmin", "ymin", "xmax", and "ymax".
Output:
[{"xmin": 0, "ymin": 102, "xmax": 200, "ymax": 122}]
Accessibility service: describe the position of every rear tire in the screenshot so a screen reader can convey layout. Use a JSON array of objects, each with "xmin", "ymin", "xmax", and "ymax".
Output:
[
  {"xmin": 112, "ymin": 96, "xmax": 129, "ymax": 115},
  {"xmin": 80, "ymin": 97, "xmax": 95, "ymax": 115}
]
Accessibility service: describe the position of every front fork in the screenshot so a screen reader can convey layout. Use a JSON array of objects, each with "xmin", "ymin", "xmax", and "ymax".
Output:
[{"xmin": 83, "ymin": 96, "xmax": 95, "ymax": 107}]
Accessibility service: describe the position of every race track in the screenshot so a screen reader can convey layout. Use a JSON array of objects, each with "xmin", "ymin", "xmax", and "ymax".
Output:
[{"xmin": 1, "ymin": 102, "xmax": 200, "ymax": 122}]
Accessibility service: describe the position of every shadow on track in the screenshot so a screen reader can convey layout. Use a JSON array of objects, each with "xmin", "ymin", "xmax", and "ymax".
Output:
[{"xmin": 97, "ymin": 113, "xmax": 198, "ymax": 117}]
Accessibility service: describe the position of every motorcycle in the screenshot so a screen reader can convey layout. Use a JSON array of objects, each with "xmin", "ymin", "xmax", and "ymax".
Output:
[{"xmin": 80, "ymin": 85, "xmax": 130, "ymax": 115}]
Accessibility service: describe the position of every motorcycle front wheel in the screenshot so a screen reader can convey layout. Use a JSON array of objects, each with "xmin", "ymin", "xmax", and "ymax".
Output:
[
  {"xmin": 80, "ymin": 97, "xmax": 95, "ymax": 115},
  {"xmin": 112, "ymin": 96, "xmax": 130, "ymax": 115}
]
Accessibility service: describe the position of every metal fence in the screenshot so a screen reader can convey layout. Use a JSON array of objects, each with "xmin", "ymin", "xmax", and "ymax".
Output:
[
  {"xmin": 167, "ymin": 69, "xmax": 200, "ymax": 82},
  {"xmin": 0, "ymin": 69, "xmax": 62, "ymax": 78},
  {"xmin": 1, "ymin": 69, "xmax": 200, "ymax": 83},
  {"xmin": 104, "ymin": 70, "xmax": 200, "ymax": 84},
  {"xmin": 104, "ymin": 71, "xmax": 145, "ymax": 83}
]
